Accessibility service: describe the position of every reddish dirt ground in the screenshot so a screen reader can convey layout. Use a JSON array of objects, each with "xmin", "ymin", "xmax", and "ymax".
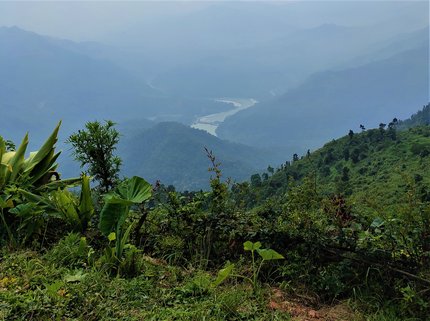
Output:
[{"xmin": 268, "ymin": 288, "xmax": 362, "ymax": 321}]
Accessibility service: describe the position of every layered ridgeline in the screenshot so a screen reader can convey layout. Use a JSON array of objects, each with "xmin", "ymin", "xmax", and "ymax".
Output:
[
  {"xmin": 114, "ymin": 2, "xmax": 428, "ymax": 100},
  {"xmin": 0, "ymin": 26, "xmax": 231, "ymax": 148},
  {"xmin": 118, "ymin": 122, "xmax": 279, "ymax": 191},
  {"xmin": 239, "ymin": 105, "xmax": 430, "ymax": 211},
  {"xmin": 217, "ymin": 43, "xmax": 429, "ymax": 154},
  {"xmin": 0, "ymin": 26, "xmax": 151, "ymax": 143}
]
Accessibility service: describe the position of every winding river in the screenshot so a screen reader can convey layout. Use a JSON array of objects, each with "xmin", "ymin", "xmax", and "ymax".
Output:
[{"xmin": 191, "ymin": 98, "xmax": 257, "ymax": 136}]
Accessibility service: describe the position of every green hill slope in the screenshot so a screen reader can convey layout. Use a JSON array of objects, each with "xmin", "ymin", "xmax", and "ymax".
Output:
[
  {"xmin": 398, "ymin": 103, "xmax": 430, "ymax": 129},
  {"xmin": 245, "ymin": 123, "xmax": 430, "ymax": 211},
  {"xmin": 119, "ymin": 122, "xmax": 279, "ymax": 190}
]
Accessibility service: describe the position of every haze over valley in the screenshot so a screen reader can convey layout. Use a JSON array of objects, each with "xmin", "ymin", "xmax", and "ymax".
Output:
[{"xmin": 1, "ymin": 1, "xmax": 428, "ymax": 189}]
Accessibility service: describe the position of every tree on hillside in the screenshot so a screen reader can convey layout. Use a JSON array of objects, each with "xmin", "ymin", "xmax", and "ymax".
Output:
[
  {"xmin": 387, "ymin": 118, "xmax": 398, "ymax": 140},
  {"xmin": 250, "ymin": 173, "xmax": 262, "ymax": 187},
  {"xmin": 67, "ymin": 120, "xmax": 122, "ymax": 193}
]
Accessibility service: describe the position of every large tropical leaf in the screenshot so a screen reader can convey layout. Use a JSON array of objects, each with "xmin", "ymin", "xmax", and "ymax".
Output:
[
  {"xmin": 29, "ymin": 150, "xmax": 61, "ymax": 185},
  {"xmin": 23, "ymin": 121, "xmax": 61, "ymax": 175},
  {"xmin": 99, "ymin": 176, "xmax": 152, "ymax": 236},
  {"xmin": 51, "ymin": 189, "xmax": 81, "ymax": 228},
  {"xmin": 99, "ymin": 202, "xmax": 127, "ymax": 236},
  {"xmin": 212, "ymin": 262, "xmax": 235, "ymax": 287},
  {"xmin": 105, "ymin": 176, "xmax": 152, "ymax": 206}
]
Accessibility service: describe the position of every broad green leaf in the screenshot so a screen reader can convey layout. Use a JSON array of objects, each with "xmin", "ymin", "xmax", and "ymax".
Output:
[
  {"xmin": 370, "ymin": 217, "xmax": 384, "ymax": 228},
  {"xmin": 17, "ymin": 188, "xmax": 51, "ymax": 207},
  {"xmin": 7, "ymin": 134, "xmax": 28, "ymax": 183},
  {"xmin": 37, "ymin": 177, "xmax": 82, "ymax": 192},
  {"xmin": 0, "ymin": 164, "xmax": 10, "ymax": 186},
  {"xmin": 9, "ymin": 203, "xmax": 39, "ymax": 217},
  {"xmin": 1, "ymin": 151, "xmax": 16, "ymax": 164},
  {"xmin": 257, "ymin": 249, "xmax": 284, "ymax": 261},
  {"xmin": 52, "ymin": 190, "xmax": 80, "ymax": 227},
  {"xmin": 99, "ymin": 176, "xmax": 151, "ymax": 235},
  {"xmin": 0, "ymin": 196, "xmax": 13, "ymax": 209},
  {"xmin": 23, "ymin": 121, "xmax": 61, "ymax": 174},
  {"xmin": 78, "ymin": 175, "xmax": 94, "ymax": 224},
  {"xmin": 212, "ymin": 262, "xmax": 234, "ymax": 287},
  {"xmin": 0, "ymin": 137, "xmax": 5, "ymax": 157},
  {"xmin": 116, "ymin": 223, "xmax": 134, "ymax": 259},
  {"xmin": 244, "ymin": 241, "xmax": 262, "ymax": 251},
  {"xmin": 118, "ymin": 176, "xmax": 152, "ymax": 204},
  {"xmin": 99, "ymin": 202, "xmax": 127, "ymax": 236},
  {"xmin": 0, "ymin": 138, "xmax": 5, "ymax": 183},
  {"xmin": 64, "ymin": 271, "xmax": 87, "ymax": 283},
  {"xmin": 29, "ymin": 150, "xmax": 61, "ymax": 185},
  {"xmin": 108, "ymin": 232, "xmax": 116, "ymax": 241},
  {"xmin": 104, "ymin": 194, "xmax": 134, "ymax": 206}
]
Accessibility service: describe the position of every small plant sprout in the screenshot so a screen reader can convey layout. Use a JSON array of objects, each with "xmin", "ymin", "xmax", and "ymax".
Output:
[{"xmin": 213, "ymin": 241, "xmax": 284, "ymax": 291}]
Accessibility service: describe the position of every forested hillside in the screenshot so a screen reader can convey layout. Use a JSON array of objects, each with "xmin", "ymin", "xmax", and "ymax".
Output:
[
  {"xmin": 119, "ymin": 122, "xmax": 277, "ymax": 190},
  {"xmin": 398, "ymin": 103, "xmax": 430, "ymax": 129},
  {"xmin": 237, "ymin": 117, "xmax": 430, "ymax": 212},
  {"xmin": 1, "ymin": 107, "xmax": 429, "ymax": 320}
]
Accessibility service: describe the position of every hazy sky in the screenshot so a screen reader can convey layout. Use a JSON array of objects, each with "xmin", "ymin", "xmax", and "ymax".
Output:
[
  {"xmin": 0, "ymin": 2, "xmax": 211, "ymax": 41},
  {"xmin": 0, "ymin": 1, "xmax": 428, "ymax": 44}
]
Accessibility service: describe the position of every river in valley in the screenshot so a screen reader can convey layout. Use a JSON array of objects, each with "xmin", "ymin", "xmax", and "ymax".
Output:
[{"xmin": 191, "ymin": 98, "xmax": 257, "ymax": 136}]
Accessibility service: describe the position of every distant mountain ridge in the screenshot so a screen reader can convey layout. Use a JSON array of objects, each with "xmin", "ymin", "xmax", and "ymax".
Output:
[
  {"xmin": 0, "ymin": 26, "xmax": 234, "ymax": 148},
  {"xmin": 218, "ymin": 45, "xmax": 429, "ymax": 155}
]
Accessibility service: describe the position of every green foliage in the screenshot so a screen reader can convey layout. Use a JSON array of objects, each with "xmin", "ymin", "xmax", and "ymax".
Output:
[
  {"xmin": 99, "ymin": 176, "xmax": 152, "ymax": 236},
  {"xmin": 243, "ymin": 241, "xmax": 284, "ymax": 290},
  {"xmin": 216, "ymin": 241, "xmax": 284, "ymax": 292},
  {"xmin": 410, "ymin": 141, "xmax": 430, "ymax": 157},
  {"xmin": 49, "ymin": 175, "xmax": 94, "ymax": 232},
  {"xmin": 120, "ymin": 121, "xmax": 271, "ymax": 191},
  {"xmin": 0, "ymin": 251, "xmax": 293, "ymax": 320},
  {"xmin": 67, "ymin": 120, "xmax": 122, "ymax": 193},
  {"xmin": 2, "ymin": 115, "xmax": 429, "ymax": 319},
  {"xmin": 98, "ymin": 176, "xmax": 152, "ymax": 275},
  {"xmin": 44, "ymin": 233, "xmax": 93, "ymax": 268},
  {"xmin": 0, "ymin": 123, "xmax": 81, "ymax": 247},
  {"xmin": 0, "ymin": 122, "xmax": 76, "ymax": 190},
  {"xmin": 397, "ymin": 103, "xmax": 430, "ymax": 130}
]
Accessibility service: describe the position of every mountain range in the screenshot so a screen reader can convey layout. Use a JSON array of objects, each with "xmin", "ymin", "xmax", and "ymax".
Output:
[
  {"xmin": 218, "ymin": 45, "xmax": 429, "ymax": 154},
  {"xmin": 1, "ymin": 6, "xmax": 428, "ymax": 191}
]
